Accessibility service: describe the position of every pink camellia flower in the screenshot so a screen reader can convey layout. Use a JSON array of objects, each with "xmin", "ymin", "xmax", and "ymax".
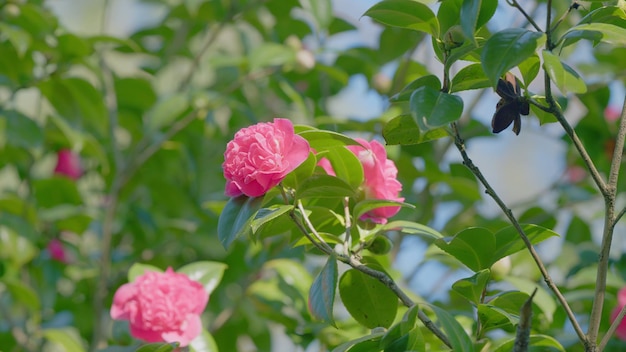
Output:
[
  {"xmin": 319, "ymin": 139, "xmax": 404, "ymax": 224},
  {"xmin": 110, "ymin": 268, "xmax": 209, "ymax": 347},
  {"xmin": 611, "ymin": 287, "xmax": 626, "ymax": 341},
  {"xmin": 47, "ymin": 239, "xmax": 69, "ymax": 264},
  {"xmin": 54, "ymin": 149, "xmax": 82, "ymax": 180},
  {"xmin": 222, "ymin": 118, "xmax": 310, "ymax": 197},
  {"xmin": 605, "ymin": 106, "xmax": 621, "ymax": 123}
]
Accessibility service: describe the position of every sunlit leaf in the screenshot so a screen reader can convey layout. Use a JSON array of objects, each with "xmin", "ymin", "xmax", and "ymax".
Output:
[
  {"xmin": 364, "ymin": 0, "xmax": 439, "ymax": 37},
  {"xmin": 542, "ymin": 50, "xmax": 587, "ymax": 94}
]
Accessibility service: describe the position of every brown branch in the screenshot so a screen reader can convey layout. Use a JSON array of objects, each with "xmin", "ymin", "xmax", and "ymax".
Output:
[{"xmin": 450, "ymin": 122, "xmax": 587, "ymax": 344}]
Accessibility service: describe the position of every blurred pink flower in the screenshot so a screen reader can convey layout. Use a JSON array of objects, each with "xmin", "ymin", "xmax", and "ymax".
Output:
[
  {"xmin": 110, "ymin": 268, "xmax": 208, "ymax": 347},
  {"xmin": 223, "ymin": 118, "xmax": 310, "ymax": 197},
  {"xmin": 54, "ymin": 149, "xmax": 82, "ymax": 180},
  {"xmin": 47, "ymin": 239, "xmax": 69, "ymax": 263},
  {"xmin": 612, "ymin": 287, "xmax": 626, "ymax": 340},
  {"xmin": 319, "ymin": 139, "xmax": 404, "ymax": 224},
  {"xmin": 565, "ymin": 166, "xmax": 586, "ymax": 184},
  {"xmin": 605, "ymin": 106, "xmax": 621, "ymax": 123}
]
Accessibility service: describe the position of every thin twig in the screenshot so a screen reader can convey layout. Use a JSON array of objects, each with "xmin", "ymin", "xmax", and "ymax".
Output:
[
  {"xmin": 599, "ymin": 300, "xmax": 626, "ymax": 351},
  {"xmin": 506, "ymin": 0, "xmax": 542, "ymax": 32},
  {"xmin": 289, "ymin": 201, "xmax": 453, "ymax": 348},
  {"xmin": 588, "ymin": 96, "xmax": 626, "ymax": 344},
  {"xmin": 450, "ymin": 122, "xmax": 587, "ymax": 343}
]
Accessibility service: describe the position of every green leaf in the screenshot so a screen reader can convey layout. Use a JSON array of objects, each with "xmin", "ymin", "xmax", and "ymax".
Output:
[
  {"xmin": 410, "ymin": 86, "xmax": 463, "ymax": 131},
  {"xmin": 38, "ymin": 77, "xmax": 108, "ymax": 136},
  {"xmin": 518, "ymin": 53, "xmax": 541, "ymax": 87},
  {"xmin": 251, "ymin": 205, "xmax": 294, "ymax": 233},
  {"xmin": 321, "ymin": 146, "xmax": 364, "ymax": 189},
  {"xmin": 3, "ymin": 110, "xmax": 43, "ymax": 149},
  {"xmin": 177, "ymin": 261, "xmax": 228, "ymax": 295},
  {"xmin": 481, "ymin": 28, "xmax": 546, "ymax": 87},
  {"xmin": 128, "ymin": 263, "xmax": 163, "ymax": 282},
  {"xmin": 0, "ymin": 23, "xmax": 31, "ymax": 57},
  {"xmin": 281, "ymin": 152, "xmax": 316, "ymax": 191},
  {"xmin": 309, "ymin": 255, "xmax": 338, "ymax": 326},
  {"xmin": 217, "ymin": 196, "xmax": 263, "ymax": 249},
  {"xmin": 380, "ymin": 220, "xmax": 443, "ymax": 242},
  {"xmin": 493, "ymin": 224, "xmax": 560, "ymax": 264},
  {"xmin": 561, "ymin": 23, "xmax": 626, "ymax": 48},
  {"xmin": 529, "ymin": 96, "xmax": 558, "ymax": 125},
  {"xmin": 339, "ymin": 268, "xmax": 397, "ymax": 329},
  {"xmin": 332, "ymin": 331, "xmax": 386, "ymax": 352},
  {"xmin": 42, "ymin": 328, "xmax": 86, "ymax": 352},
  {"xmin": 504, "ymin": 277, "xmax": 556, "ymax": 323},
  {"xmin": 364, "ymin": 0, "xmax": 439, "ymax": 37},
  {"xmin": 450, "ymin": 63, "xmax": 490, "ymax": 93},
  {"xmin": 300, "ymin": 0, "xmax": 333, "ymax": 30},
  {"xmin": 147, "ymin": 93, "xmax": 190, "ymax": 130},
  {"xmin": 296, "ymin": 175, "xmax": 357, "ymax": 199},
  {"xmin": 435, "ymin": 227, "xmax": 496, "ymax": 272},
  {"xmin": 390, "ymin": 75, "xmax": 441, "ymax": 102},
  {"xmin": 298, "ymin": 129, "xmax": 362, "ymax": 150},
  {"xmin": 493, "ymin": 335, "xmax": 565, "ymax": 352},
  {"xmin": 249, "ymin": 43, "xmax": 296, "ymax": 71},
  {"xmin": 0, "ymin": 226, "xmax": 36, "ymax": 268},
  {"xmin": 32, "ymin": 178, "xmax": 82, "ymax": 208},
  {"xmin": 136, "ymin": 343, "xmax": 179, "ymax": 352},
  {"xmin": 3, "ymin": 277, "xmax": 41, "ymax": 312},
  {"xmin": 477, "ymin": 304, "xmax": 518, "ymax": 333},
  {"xmin": 542, "ymin": 50, "xmax": 587, "ymax": 94},
  {"xmin": 425, "ymin": 304, "xmax": 474, "ymax": 352},
  {"xmin": 383, "ymin": 114, "xmax": 422, "ymax": 145},
  {"xmin": 460, "ymin": 0, "xmax": 481, "ymax": 44},
  {"xmin": 452, "ymin": 269, "xmax": 491, "ymax": 304},
  {"xmin": 353, "ymin": 199, "xmax": 414, "ymax": 222},
  {"xmin": 189, "ymin": 330, "xmax": 219, "ymax": 352}
]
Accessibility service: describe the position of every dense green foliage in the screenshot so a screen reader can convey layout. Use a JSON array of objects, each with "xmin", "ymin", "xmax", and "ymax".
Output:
[{"xmin": 1, "ymin": 0, "xmax": 626, "ymax": 351}]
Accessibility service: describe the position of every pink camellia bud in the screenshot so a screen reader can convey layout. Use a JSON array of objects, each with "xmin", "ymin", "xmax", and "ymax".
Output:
[
  {"xmin": 222, "ymin": 118, "xmax": 310, "ymax": 197},
  {"xmin": 47, "ymin": 239, "xmax": 69, "ymax": 264},
  {"xmin": 110, "ymin": 268, "xmax": 209, "ymax": 347},
  {"xmin": 318, "ymin": 139, "xmax": 404, "ymax": 224},
  {"xmin": 54, "ymin": 149, "xmax": 82, "ymax": 180},
  {"xmin": 611, "ymin": 287, "xmax": 626, "ymax": 340}
]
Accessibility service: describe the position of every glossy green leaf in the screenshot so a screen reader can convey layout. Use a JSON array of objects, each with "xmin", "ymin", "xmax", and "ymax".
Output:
[
  {"xmin": 128, "ymin": 263, "xmax": 163, "ymax": 282},
  {"xmin": 493, "ymin": 224, "xmax": 560, "ymax": 264},
  {"xmin": 380, "ymin": 305, "xmax": 425, "ymax": 352},
  {"xmin": 380, "ymin": 220, "xmax": 443, "ymax": 242},
  {"xmin": 147, "ymin": 93, "xmax": 190, "ymax": 130},
  {"xmin": 477, "ymin": 304, "xmax": 518, "ymax": 333},
  {"xmin": 189, "ymin": 330, "xmax": 219, "ymax": 352},
  {"xmin": 383, "ymin": 114, "xmax": 421, "ymax": 145},
  {"xmin": 309, "ymin": 255, "xmax": 338, "ymax": 326},
  {"xmin": 178, "ymin": 261, "xmax": 228, "ymax": 295},
  {"xmin": 353, "ymin": 199, "xmax": 414, "ymax": 222},
  {"xmin": 33, "ymin": 178, "xmax": 82, "ymax": 208},
  {"xmin": 460, "ymin": 0, "xmax": 480, "ymax": 44},
  {"xmin": 493, "ymin": 335, "xmax": 565, "ymax": 352},
  {"xmin": 217, "ymin": 196, "xmax": 263, "ymax": 249},
  {"xmin": 435, "ymin": 227, "xmax": 496, "ymax": 272},
  {"xmin": 529, "ymin": 96, "xmax": 558, "ymax": 125},
  {"xmin": 450, "ymin": 63, "xmax": 490, "ymax": 92},
  {"xmin": 505, "ymin": 277, "xmax": 556, "ymax": 323},
  {"xmin": 364, "ymin": 0, "xmax": 439, "ymax": 37},
  {"xmin": 452, "ymin": 269, "xmax": 491, "ymax": 304},
  {"xmin": 426, "ymin": 304, "xmax": 475, "ymax": 352},
  {"xmin": 390, "ymin": 75, "xmax": 441, "ymax": 102},
  {"xmin": 321, "ymin": 146, "xmax": 364, "ymax": 189},
  {"xmin": 481, "ymin": 28, "xmax": 546, "ymax": 86},
  {"xmin": 299, "ymin": 129, "xmax": 362, "ymax": 150},
  {"xmin": 339, "ymin": 268, "xmax": 397, "ymax": 329},
  {"xmin": 410, "ymin": 86, "xmax": 463, "ymax": 130},
  {"xmin": 3, "ymin": 277, "xmax": 41, "ymax": 312},
  {"xmin": 542, "ymin": 50, "xmax": 587, "ymax": 94},
  {"xmin": 281, "ymin": 152, "xmax": 316, "ymax": 191},
  {"xmin": 251, "ymin": 205, "xmax": 294, "ymax": 233},
  {"xmin": 518, "ymin": 53, "xmax": 541, "ymax": 87},
  {"xmin": 332, "ymin": 331, "xmax": 386, "ymax": 352},
  {"xmin": 561, "ymin": 23, "xmax": 626, "ymax": 48},
  {"xmin": 42, "ymin": 328, "xmax": 86, "ymax": 352},
  {"xmin": 296, "ymin": 175, "xmax": 356, "ymax": 199}
]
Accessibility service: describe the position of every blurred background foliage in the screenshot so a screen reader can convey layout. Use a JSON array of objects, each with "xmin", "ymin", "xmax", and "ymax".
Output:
[{"xmin": 0, "ymin": 0, "xmax": 625, "ymax": 351}]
